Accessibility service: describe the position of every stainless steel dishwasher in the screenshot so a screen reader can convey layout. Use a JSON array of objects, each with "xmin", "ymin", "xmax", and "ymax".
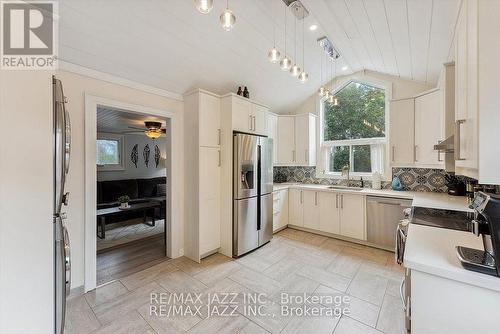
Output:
[{"xmin": 366, "ymin": 196, "xmax": 412, "ymax": 250}]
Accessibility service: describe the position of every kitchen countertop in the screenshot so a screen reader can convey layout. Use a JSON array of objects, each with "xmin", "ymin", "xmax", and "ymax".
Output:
[
  {"xmin": 273, "ymin": 183, "xmax": 471, "ymax": 211},
  {"xmin": 404, "ymin": 224, "xmax": 500, "ymax": 292}
]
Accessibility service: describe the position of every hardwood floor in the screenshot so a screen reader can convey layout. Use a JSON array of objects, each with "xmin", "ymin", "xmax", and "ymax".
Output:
[{"xmin": 96, "ymin": 234, "xmax": 167, "ymax": 286}]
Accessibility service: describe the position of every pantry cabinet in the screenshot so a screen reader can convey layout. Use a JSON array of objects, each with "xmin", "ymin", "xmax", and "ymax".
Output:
[
  {"xmin": 276, "ymin": 114, "xmax": 316, "ymax": 166},
  {"xmin": 266, "ymin": 113, "xmax": 278, "ymax": 164}
]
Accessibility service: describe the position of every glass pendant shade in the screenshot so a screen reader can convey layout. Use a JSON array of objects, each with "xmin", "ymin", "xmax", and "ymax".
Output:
[
  {"xmin": 328, "ymin": 94, "xmax": 334, "ymax": 104},
  {"xmin": 298, "ymin": 71, "xmax": 308, "ymax": 83},
  {"xmin": 194, "ymin": 0, "xmax": 213, "ymax": 14},
  {"xmin": 280, "ymin": 57, "xmax": 292, "ymax": 71},
  {"xmin": 268, "ymin": 48, "xmax": 281, "ymax": 63},
  {"xmin": 290, "ymin": 64, "xmax": 301, "ymax": 77},
  {"xmin": 318, "ymin": 86, "xmax": 325, "ymax": 96},
  {"xmin": 220, "ymin": 9, "xmax": 236, "ymax": 31},
  {"xmin": 333, "ymin": 98, "xmax": 339, "ymax": 106},
  {"xmin": 324, "ymin": 90, "xmax": 330, "ymax": 99}
]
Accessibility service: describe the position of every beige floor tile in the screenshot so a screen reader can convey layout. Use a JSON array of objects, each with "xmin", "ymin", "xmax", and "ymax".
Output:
[
  {"xmin": 239, "ymin": 321, "xmax": 270, "ymax": 334},
  {"xmin": 292, "ymin": 246, "xmax": 336, "ymax": 268},
  {"xmin": 271, "ymin": 273, "xmax": 320, "ymax": 303},
  {"xmin": 297, "ymin": 265, "xmax": 351, "ymax": 292},
  {"xmin": 240, "ymin": 299, "xmax": 291, "ymax": 334},
  {"xmin": 172, "ymin": 253, "xmax": 230, "ymax": 276},
  {"xmin": 92, "ymin": 282, "xmax": 165, "ymax": 325},
  {"xmin": 193, "ymin": 260, "xmax": 241, "ymax": 287},
  {"xmin": 92, "ymin": 310, "xmax": 154, "ymax": 334},
  {"xmin": 385, "ymin": 277, "xmax": 403, "ymax": 297},
  {"xmin": 342, "ymin": 246, "xmax": 391, "ymax": 266},
  {"xmin": 376, "ymin": 294, "xmax": 406, "ymax": 334},
  {"xmin": 85, "ymin": 281, "xmax": 129, "ymax": 308},
  {"xmin": 229, "ymin": 267, "xmax": 282, "ymax": 296},
  {"xmin": 347, "ymin": 271, "xmax": 388, "ymax": 306},
  {"xmin": 120, "ymin": 259, "xmax": 178, "ymax": 291},
  {"xmin": 137, "ymin": 301, "xmax": 202, "ymax": 333},
  {"xmin": 262, "ymin": 257, "xmax": 303, "ymax": 282},
  {"xmin": 334, "ymin": 316, "xmax": 384, "ymax": 334},
  {"xmin": 326, "ymin": 252, "xmax": 363, "ymax": 278},
  {"xmin": 281, "ymin": 312, "xmax": 340, "ymax": 334},
  {"xmin": 64, "ymin": 295, "xmax": 101, "ymax": 334},
  {"xmin": 157, "ymin": 270, "xmax": 208, "ymax": 293},
  {"xmin": 188, "ymin": 314, "xmax": 249, "ymax": 334}
]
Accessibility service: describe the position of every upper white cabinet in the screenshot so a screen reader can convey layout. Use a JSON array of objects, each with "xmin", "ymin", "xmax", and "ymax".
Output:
[
  {"xmin": 199, "ymin": 92, "xmax": 221, "ymax": 147},
  {"xmin": 267, "ymin": 113, "xmax": 278, "ymax": 164},
  {"xmin": 389, "ymin": 98, "xmax": 415, "ymax": 166},
  {"xmin": 414, "ymin": 90, "xmax": 444, "ymax": 167},
  {"xmin": 276, "ymin": 114, "xmax": 316, "ymax": 166},
  {"xmin": 227, "ymin": 94, "xmax": 269, "ymax": 136}
]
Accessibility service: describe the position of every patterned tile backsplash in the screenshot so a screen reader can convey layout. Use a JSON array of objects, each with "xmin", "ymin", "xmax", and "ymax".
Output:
[{"xmin": 273, "ymin": 166, "xmax": 459, "ymax": 193}]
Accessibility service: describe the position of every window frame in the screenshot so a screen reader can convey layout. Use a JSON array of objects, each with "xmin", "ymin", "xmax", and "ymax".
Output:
[
  {"xmin": 96, "ymin": 133, "xmax": 125, "ymax": 171},
  {"xmin": 316, "ymin": 77, "xmax": 391, "ymax": 180}
]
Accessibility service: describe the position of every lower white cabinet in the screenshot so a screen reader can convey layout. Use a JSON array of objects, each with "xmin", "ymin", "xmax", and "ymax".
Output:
[
  {"xmin": 289, "ymin": 188, "xmax": 304, "ymax": 227},
  {"xmin": 272, "ymin": 189, "xmax": 288, "ymax": 232},
  {"xmin": 289, "ymin": 189, "xmax": 365, "ymax": 241},
  {"xmin": 339, "ymin": 193, "xmax": 365, "ymax": 240}
]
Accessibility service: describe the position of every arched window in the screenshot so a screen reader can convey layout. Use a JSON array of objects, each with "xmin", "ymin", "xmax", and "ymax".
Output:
[{"xmin": 320, "ymin": 80, "xmax": 387, "ymax": 177}]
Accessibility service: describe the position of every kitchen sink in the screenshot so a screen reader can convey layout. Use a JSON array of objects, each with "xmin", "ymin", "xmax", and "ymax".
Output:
[{"xmin": 327, "ymin": 185, "xmax": 364, "ymax": 191}]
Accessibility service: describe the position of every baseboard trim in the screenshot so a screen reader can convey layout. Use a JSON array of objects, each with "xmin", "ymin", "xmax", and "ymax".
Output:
[
  {"xmin": 273, "ymin": 225, "xmax": 288, "ymax": 234},
  {"xmin": 67, "ymin": 285, "xmax": 85, "ymax": 299}
]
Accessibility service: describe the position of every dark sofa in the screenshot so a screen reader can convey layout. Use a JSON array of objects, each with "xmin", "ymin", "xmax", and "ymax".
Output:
[{"xmin": 97, "ymin": 177, "xmax": 167, "ymax": 224}]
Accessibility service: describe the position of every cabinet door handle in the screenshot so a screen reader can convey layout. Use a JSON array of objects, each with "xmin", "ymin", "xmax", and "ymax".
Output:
[
  {"xmin": 437, "ymin": 140, "xmax": 443, "ymax": 162},
  {"xmin": 292, "ymin": 150, "xmax": 296, "ymax": 162},
  {"xmin": 455, "ymin": 119, "xmax": 466, "ymax": 161},
  {"xmin": 314, "ymin": 192, "xmax": 318, "ymax": 206},
  {"xmin": 305, "ymin": 149, "xmax": 308, "ymax": 163},
  {"xmin": 414, "ymin": 145, "xmax": 418, "ymax": 162},
  {"xmin": 336, "ymin": 194, "xmax": 338, "ymax": 209},
  {"xmin": 300, "ymin": 190, "xmax": 303, "ymax": 204},
  {"xmin": 341, "ymin": 194, "xmax": 344, "ymax": 209},
  {"xmin": 249, "ymin": 115, "xmax": 253, "ymax": 131},
  {"xmin": 218, "ymin": 150, "xmax": 221, "ymax": 167},
  {"xmin": 253, "ymin": 116, "xmax": 256, "ymax": 131},
  {"xmin": 217, "ymin": 129, "xmax": 221, "ymax": 145},
  {"xmin": 392, "ymin": 146, "xmax": 395, "ymax": 162}
]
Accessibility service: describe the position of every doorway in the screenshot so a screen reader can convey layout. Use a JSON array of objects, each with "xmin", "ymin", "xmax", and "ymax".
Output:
[{"xmin": 84, "ymin": 95, "xmax": 178, "ymax": 292}]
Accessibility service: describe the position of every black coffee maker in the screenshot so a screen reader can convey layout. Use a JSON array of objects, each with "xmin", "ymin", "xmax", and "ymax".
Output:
[{"xmin": 456, "ymin": 192, "xmax": 500, "ymax": 277}]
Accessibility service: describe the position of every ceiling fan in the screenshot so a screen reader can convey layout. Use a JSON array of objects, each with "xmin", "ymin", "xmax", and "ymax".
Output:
[{"xmin": 126, "ymin": 121, "xmax": 166, "ymax": 139}]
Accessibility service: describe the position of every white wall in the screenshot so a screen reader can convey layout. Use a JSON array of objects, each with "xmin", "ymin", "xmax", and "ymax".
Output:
[
  {"xmin": 0, "ymin": 71, "xmax": 54, "ymax": 333},
  {"xmin": 97, "ymin": 133, "xmax": 167, "ymax": 181},
  {"xmin": 56, "ymin": 70, "xmax": 184, "ymax": 289}
]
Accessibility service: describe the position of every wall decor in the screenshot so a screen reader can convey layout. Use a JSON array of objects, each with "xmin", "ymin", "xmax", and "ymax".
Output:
[
  {"xmin": 143, "ymin": 144, "xmax": 150, "ymax": 167},
  {"xmin": 130, "ymin": 144, "xmax": 138, "ymax": 168},
  {"xmin": 154, "ymin": 145, "xmax": 160, "ymax": 168}
]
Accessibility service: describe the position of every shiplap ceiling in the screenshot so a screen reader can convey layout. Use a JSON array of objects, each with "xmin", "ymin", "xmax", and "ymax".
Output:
[
  {"xmin": 59, "ymin": 0, "xmax": 460, "ymax": 113},
  {"xmin": 97, "ymin": 106, "xmax": 167, "ymax": 134}
]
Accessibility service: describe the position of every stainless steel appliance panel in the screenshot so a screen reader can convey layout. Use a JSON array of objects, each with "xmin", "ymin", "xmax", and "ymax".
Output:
[
  {"xmin": 233, "ymin": 134, "xmax": 258, "ymax": 200},
  {"xmin": 259, "ymin": 137, "xmax": 274, "ymax": 195},
  {"xmin": 259, "ymin": 193, "xmax": 273, "ymax": 246},
  {"xmin": 367, "ymin": 196, "xmax": 412, "ymax": 249},
  {"xmin": 54, "ymin": 77, "xmax": 70, "ymax": 214},
  {"xmin": 233, "ymin": 197, "xmax": 259, "ymax": 256},
  {"xmin": 55, "ymin": 216, "xmax": 70, "ymax": 334}
]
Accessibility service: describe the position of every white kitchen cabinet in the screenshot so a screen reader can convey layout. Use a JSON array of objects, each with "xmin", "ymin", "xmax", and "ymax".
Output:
[
  {"xmin": 318, "ymin": 192, "xmax": 340, "ymax": 234},
  {"xmin": 303, "ymin": 190, "xmax": 320, "ymax": 230},
  {"xmin": 414, "ymin": 90, "xmax": 444, "ymax": 167},
  {"xmin": 272, "ymin": 189, "xmax": 288, "ymax": 232},
  {"xmin": 288, "ymin": 188, "xmax": 303, "ymax": 227},
  {"xmin": 294, "ymin": 114, "xmax": 316, "ymax": 166},
  {"xmin": 231, "ymin": 96, "xmax": 252, "ymax": 133},
  {"xmin": 199, "ymin": 146, "xmax": 221, "ymax": 255},
  {"xmin": 339, "ymin": 193, "xmax": 365, "ymax": 240},
  {"xmin": 252, "ymin": 103, "xmax": 268, "ymax": 135},
  {"xmin": 276, "ymin": 114, "xmax": 317, "ymax": 166},
  {"xmin": 199, "ymin": 92, "xmax": 221, "ymax": 147},
  {"xmin": 277, "ymin": 116, "xmax": 295, "ymax": 164},
  {"xmin": 389, "ymin": 98, "xmax": 415, "ymax": 166},
  {"xmin": 267, "ymin": 113, "xmax": 278, "ymax": 164}
]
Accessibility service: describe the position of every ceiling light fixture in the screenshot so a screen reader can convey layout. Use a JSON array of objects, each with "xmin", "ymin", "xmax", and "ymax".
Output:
[
  {"xmin": 298, "ymin": 17, "xmax": 308, "ymax": 83},
  {"xmin": 318, "ymin": 52, "xmax": 325, "ymax": 96},
  {"xmin": 145, "ymin": 129, "xmax": 162, "ymax": 139},
  {"xmin": 280, "ymin": 5, "xmax": 292, "ymax": 71},
  {"xmin": 194, "ymin": 0, "xmax": 213, "ymax": 14},
  {"xmin": 268, "ymin": 8, "xmax": 281, "ymax": 63},
  {"xmin": 309, "ymin": 24, "xmax": 318, "ymax": 31},
  {"xmin": 290, "ymin": 15, "xmax": 301, "ymax": 77},
  {"xmin": 341, "ymin": 65, "xmax": 348, "ymax": 71},
  {"xmin": 220, "ymin": 0, "xmax": 236, "ymax": 31}
]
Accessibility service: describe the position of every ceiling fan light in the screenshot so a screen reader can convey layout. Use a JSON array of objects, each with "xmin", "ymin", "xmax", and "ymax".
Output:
[
  {"xmin": 145, "ymin": 129, "xmax": 162, "ymax": 139},
  {"xmin": 268, "ymin": 47, "xmax": 281, "ymax": 63},
  {"xmin": 298, "ymin": 71, "xmax": 308, "ymax": 83},
  {"xmin": 220, "ymin": 9, "xmax": 236, "ymax": 31},
  {"xmin": 290, "ymin": 64, "xmax": 301, "ymax": 77},
  {"xmin": 280, "ymin": 56, "xmax": 292, "ymax": 71},
  {"xmin": 194, "ymin": 0, "xmax": 213, "ymax": 14}
]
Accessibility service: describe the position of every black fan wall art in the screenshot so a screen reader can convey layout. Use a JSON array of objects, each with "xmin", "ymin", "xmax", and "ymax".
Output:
[
  {"xmin": 131, "ymin": 144, "xmax": 138, "ymax": 168},
  {"xmin": 143, "ymin": 144, "xmax": 150, "ymax": 167},
  {"xmin": 154, "ymin": 145, "xmax": 160, "ymax": 168}
]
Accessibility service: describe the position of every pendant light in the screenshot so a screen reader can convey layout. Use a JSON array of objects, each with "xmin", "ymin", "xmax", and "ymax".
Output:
[
  {"xmin": 318, "ymin": 53, "xmax": 326, "ymax": 96},
  {"xmin": 194, "ymin": 0, "xmax": 213, "ymax": 14},
  {"xmin": 290, "ymin": 16, "xmax": 301, "ymax": 77},
  {"xmin": 328, "ymin": 59, "xmax": 335, "ymax": 104},
  {"xmin": 332, "ymin": 59, "xmax": 339, "ymax": 106},
  {"xmin": 298, "ymin": 18, "xmax": 308, "ymax": 83},
  {"xmin": 268, "ymin": 9, "xmax": 281, "ymax": 63},
  {"xmin": 280, "ymin": 5, "xmax": 292, "ymax": 71},
  {"xmin": 220, "ymin": 0, "xmax": 236, "ymax": 31}
]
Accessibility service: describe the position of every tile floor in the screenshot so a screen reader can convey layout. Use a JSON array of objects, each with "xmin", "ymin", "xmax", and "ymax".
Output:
[{"xmin": 66, "ymin": 228, "xmax": 406, "ymax": 334}]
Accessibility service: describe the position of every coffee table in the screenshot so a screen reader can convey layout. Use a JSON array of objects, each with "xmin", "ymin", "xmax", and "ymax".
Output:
[{"xmin": 96, "ymin": 201, "xmax": 161, "ymax": 239}]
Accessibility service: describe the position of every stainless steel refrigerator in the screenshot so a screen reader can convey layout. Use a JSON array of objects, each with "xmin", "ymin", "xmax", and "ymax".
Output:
[
  {"xmin": 53, "ymin": 76, "xmax": 71, "ymax": 334},
  {"xmin": 233, "ymin": 133, "xmax": 273, "ymax": 257}
]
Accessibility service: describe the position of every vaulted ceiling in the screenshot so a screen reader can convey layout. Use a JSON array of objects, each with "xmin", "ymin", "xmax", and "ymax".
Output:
[{"xmin": 59, "ymin": 0, "xmax": 460, "ymax": 113}]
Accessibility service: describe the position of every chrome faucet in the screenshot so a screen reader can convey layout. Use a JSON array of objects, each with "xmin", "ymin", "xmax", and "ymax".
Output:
[{"xmin": 341, "ymin": 165, "xmax": 350, "ymax": 186}]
